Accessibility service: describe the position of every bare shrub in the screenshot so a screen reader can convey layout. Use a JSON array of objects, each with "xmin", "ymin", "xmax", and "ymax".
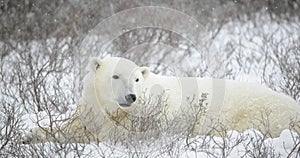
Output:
[{"xmin": 1, "ymin": 0, "xmax": 300, "ymax": 157}]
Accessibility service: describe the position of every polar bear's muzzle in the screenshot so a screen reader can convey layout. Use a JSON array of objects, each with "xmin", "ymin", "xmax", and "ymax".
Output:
[
  {"xmin": 118, "ymin": 94, "xmax": 137, "ymax": 107},
  {"xmin": 119, "ymin": 103, "xmax": 132, "ymax": 107}
]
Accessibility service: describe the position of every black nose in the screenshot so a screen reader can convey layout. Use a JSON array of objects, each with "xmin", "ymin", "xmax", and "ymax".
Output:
[{"xmin": 125, "ymin": 94, "xmax": 136, "ymax": 103}]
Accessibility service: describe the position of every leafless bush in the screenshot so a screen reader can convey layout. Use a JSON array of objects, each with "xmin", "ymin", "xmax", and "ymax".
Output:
[
  {"xmin": 1, "ymin": 0, "xmax": 300, "ymax": 157},
  {"xmin": 262, "ymin": 36, "xmax": 300, "ymax": 102},
  {"xmin": 0, "ymin": 100, "xmax": 26, "ymax": 157},
  {"xmin": 0, "ymin": 38, "xmax": 86, "ymax": 156}
]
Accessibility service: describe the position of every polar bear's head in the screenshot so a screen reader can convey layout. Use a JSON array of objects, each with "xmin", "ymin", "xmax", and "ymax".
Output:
[{"xmin": 89, "ymin": 57, "xmax": 149, "ymax": 110}]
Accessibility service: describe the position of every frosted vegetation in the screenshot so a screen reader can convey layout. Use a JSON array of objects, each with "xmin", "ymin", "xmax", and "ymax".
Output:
[{"xmin": 0, "ymin": 0, "xmax": 299, "ymax": 157}]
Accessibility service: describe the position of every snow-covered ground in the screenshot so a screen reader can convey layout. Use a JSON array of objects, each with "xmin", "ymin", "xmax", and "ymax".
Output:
[{"xmin": 2, "ymin": 8, "xmax": 299, "ymax": 158}]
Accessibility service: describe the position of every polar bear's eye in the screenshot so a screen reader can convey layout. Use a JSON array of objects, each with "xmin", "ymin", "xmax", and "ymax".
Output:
[
  {"xmin": 112, "ymin": 75, "xmax": 119, "ymax": 79},
  {"xmin": 135, "ymin": 78, "xmax": 139, "ymax": 82}
]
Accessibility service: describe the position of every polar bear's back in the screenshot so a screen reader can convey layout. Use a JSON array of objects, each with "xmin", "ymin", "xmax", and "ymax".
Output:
[
  {"xmin": 153, "ymin": 77, "xmax": 300, "ymax": 137},
  {"xmin": 217, "ymin": 80, "xmax": 300, "ymax": 137}
]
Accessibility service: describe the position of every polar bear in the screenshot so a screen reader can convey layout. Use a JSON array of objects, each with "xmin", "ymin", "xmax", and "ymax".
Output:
[{"xmin": 22, "ymin": 57, "xmax": 300, "ymax": 144}]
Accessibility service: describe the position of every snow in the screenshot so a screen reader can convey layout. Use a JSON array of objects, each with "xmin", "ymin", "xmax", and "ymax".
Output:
[
  {"xmin": 21, "ymin": 129, "xmax": 297, "ymax": 157},
  {"xmin": 2, "ymin": 6, "xmax": 299, "ymax": 158}
]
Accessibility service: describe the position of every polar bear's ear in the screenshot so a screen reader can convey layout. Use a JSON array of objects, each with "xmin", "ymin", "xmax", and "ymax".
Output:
[
  {"xmin": 89, "ymin": 57, "xmax": 102, "ymax": 72},
  {"xmin": 140, "ymin": 67, "xmax": 150, "ymax": 79}
]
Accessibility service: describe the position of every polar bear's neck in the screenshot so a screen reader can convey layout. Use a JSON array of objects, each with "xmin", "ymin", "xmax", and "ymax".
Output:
[
  {"xmin": 106, "ymin": 108, "xmax": 160, "ymax": 132},
  {"xmin": 82, "ymin": 72, "xmax": 99, "ymax": 106}
]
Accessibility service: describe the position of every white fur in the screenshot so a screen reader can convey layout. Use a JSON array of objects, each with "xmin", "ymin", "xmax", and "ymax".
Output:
[{"xmin": 23, "ymin": 57, "xmax": 300, "ymax": 144}]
